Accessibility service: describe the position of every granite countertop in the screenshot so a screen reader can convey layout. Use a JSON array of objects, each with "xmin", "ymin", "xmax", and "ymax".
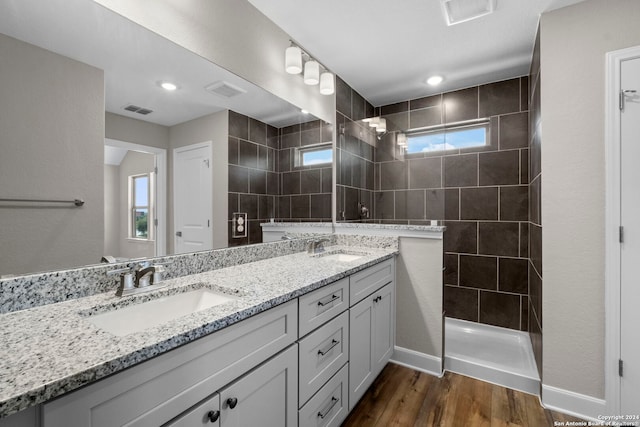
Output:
[{"xmin": 0, "ymin": 245, "xmax": 396, "ymax": 418}]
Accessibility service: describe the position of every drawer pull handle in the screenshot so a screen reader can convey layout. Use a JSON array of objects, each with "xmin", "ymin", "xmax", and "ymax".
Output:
[
  {"xmin": 317, "ymin": 397, "xmax": 339, "ymax": 419},
  {"xmin": 318, "ymin": 339, "xmax": 340, "ymax": 356},
  {"xmin": 318, "ymin": 294, "xmax": 340, "ymax": 307},
  {"xmin": 226, "ymin": 397, "xmax": 238, "ymax": 409},
  {"xmin": 207, "ymin": 410, "xmax": 220, "ymax": 422},
  {"xmin": 373, "ymin": 295, "xmax": 382, "ymax": 303}
]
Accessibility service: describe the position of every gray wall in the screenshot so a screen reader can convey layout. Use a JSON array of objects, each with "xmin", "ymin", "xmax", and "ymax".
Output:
[
  {"xmin": 540, "ymin": 0, "xmax": 640, "ymax": 400},
  {"xmin": 105, "ymin": 112, "xmax": 170, "ymax": 150},
  {"xmin": 170, "ymin": 111, "xmax": 229, "ymax": 251},
  {"xmin": 0, "ymin": 34, "xmax": 104, "ymax": 275}
]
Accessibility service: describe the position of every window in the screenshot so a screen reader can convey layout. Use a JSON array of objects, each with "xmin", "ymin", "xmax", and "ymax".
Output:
[
  {"xmin": 129, "ymin": 174, "xmax": 153, "ymax": 240},
  {"xmin": 406, "ymin": 123, "xmax": 488, "ymax": 154},
  {"xmin": 294, "ymin": 143, "xmax": 333, "ymax": 167}
]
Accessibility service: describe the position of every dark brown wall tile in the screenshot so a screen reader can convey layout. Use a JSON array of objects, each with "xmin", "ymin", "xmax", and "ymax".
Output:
[
  {"xmin": 375, "ymin": 191, "xmax": 395, "ymax": 220},
  {"xmin": 278, "ymin": 196, "xmax": 290, "ymax": 219},
  {"xmin": 459, "ymin": 255, "xmax": 497, "ymax": 290},
  {"xmin": 300, "ymin": 169, "xmax": 321, "ymax": 194},
  {"xmin": 444, "ymin": 254, "xmax": 459, "ymax": 285},
  {"xmin": 344, "ymin": 187, "xmax": 360, "ymax": 220},
  {"xmin": 321, "ymin": 167, "xmax": 332, "ymax": 193},
  {"xmin": 248, "ymin": 220, "xmax": 262, "ymax": 244},
  {"xmin": 444, "ymin": 221, "xmax": 477, "ymax": 253},
  {"xmin": 444, "ymin": 285, "xmax": 478, "ymax": 322},
  {"xmin": 395, "ymin": 190, "xmax": 425, "ymax": 220},
  {"xmin": 409, "ymin": 157, "xmax": 442, "ymax": 189},
  {"xmin": 228, "ymin": 137, "xmax": 239, "ymax": 165},
  {"xmin": 479, "ymin": 150, "xmax": 520, "ymax": 186},
  {"xmin": 479, "ymin": 79, "xmax": 520, "ymax": 117},
  {"xmin": 500, "ymin": 112, "xmax": 528, "ymax": 149},
  {"xmin": 239, "ymin": 194, "xmax": 257, "ymax": 219},
  {"xmin": 410, "ymin": 94, "xmax": 441, "ymax": 110},
  {"xmin": 444, "ymin": 87, "xmax": 479, "ymax": 123},
  {"xmin": 352, "ymin": 91, "xmax": 366, "ymax": 121},
  {"xmin": 410, "ymin": 107, "xmax": 442, "ymax": 128},
  {"xmin": 499, "ymin": 258, "xmax": 528, "ymax": 294},
  {"xmin": 249, "ymin": 118, "xmax": 266, "ymax": 145},
  {"xmin": 238, "ymin": 140, "xmax": 258, "ymax": 169},
  {"xmin": 520, "ymin": 149, "xmax": 529, "ymax": 185},
  {"xmin": 530, "ymin": 224, "xmax": 542, "ymax": 274},
  {"xmin": 478, "ymin": 222, "xmax": 519, "ymax": 256},
  {"xmin": 529, "ymin": 261, "xmax": 542, "ymax": 326},
  {"xmin": 336, "ymin": 77, "xmax": 352, "ymax": 118},
  {"xmin": 520, "ymin": 77, "xmax": 529, "ymax": 112},
  {"xmin": 228, "ymin": 110, "xmax": 248, "ymax": 140},
  {"xmin": 310, "ymin": 193, "xmax": 331, "ymax": 219},
  {"xmin": 228, "ymin": 165, "xmax": 248, "ymax": 193},
  {"xmin": 500, "ymin": 186, "xmax": 528, "ymax": 221},
  {"xmin": 520, "ymin": 222, "xmax": 529, "ymax": 258},
  {"xmin": 445, "ymin": 189, "xmax": 460, "ymax": 220},
  {"xmin": 228, "ymin": 193, "xmax": 238, "ymax": 220},
  {"xmin": 301, "ymin": 127, "xmax": 321, "ymax": 146},
  {"xmin": 383, "ymin": 112, "xmax": 409, "ymax": 132},
  {"xmin": 279, "ymin": 149, "xmax": 291, "ymax": 173},
  {"xmin": 280, "ymin": 132, "xmax": 300, "ymax": 149},
  {"xmin": 258, "ymin": 195, "xmax": 275, "ymax": 220},
  {"xmin": 460, "ymin": 187, "xmax": 498, "ymax": 220},
  {"xmin": 380, "ymin": 161, "xmax": 408, "ymax": 190},
  {"xmin": 267, "ymin": 125, "xmax": 278, "ymax": 149},
  {"xmin": 249, "ymin": 169, "xmax": 266, "ymax": 194},
  {"xmin": 479, "ymin": 291, "xmax": 520, "ymax": 329},
  {"xmin": 267, "ymin": 172, "xmax": 279, "ymax": 196},
  {"xmin": 426, "ymin": 189, "xmax": 445, "ymax": 220},
  {"xmin": 520, "ymin": 296, "xmax": 529, "ymax": 331},
  {"xmin": 444, "ymin": 154, "xmax": 478, "ymax": 187},
  {"xmin": 291, "ymin": 195, "xmax": 310, "ymax": 219},
  {"xmin": 282, "ymin": 171, "xmax": 300, "ymax": 195},
  {"xmin": 381, "ymin": 101, "xmax": 409, "ymax": 115},
  {"xmin": 529, "ymin": 176, "xmax": 541, "ymax": 225}
]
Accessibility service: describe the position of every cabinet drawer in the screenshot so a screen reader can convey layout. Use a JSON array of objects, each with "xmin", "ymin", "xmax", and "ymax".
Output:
[
  {"xmin": 298, "ymin": 278, "xmax": 348, "ymax": 337},
  {"xmin": 298, "ymin": 311, "xmax": 349, "ymax": 406},
  {"xmin": 298, "ymin": 363, "xmax": 349, "ymax": 427},
  {"xmin": 42, "ymin": 300, "xmax": 297, "ymax": 427},
  {"xmin": 350, "ymin": 258, "xmax": 394, "ymax": 306},
  {"xmin": 166, "ymin": 393, "xmax": 220, "ymax": 426}
]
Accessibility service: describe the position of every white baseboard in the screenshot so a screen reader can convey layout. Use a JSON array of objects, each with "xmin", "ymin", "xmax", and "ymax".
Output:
[
  {"xmin": 542, "ymin": 384, "xmax": 606, "ymax": 421},
  {"xmin": 390, "ymin": 346, "xmax": 443, "ymax": 377}
]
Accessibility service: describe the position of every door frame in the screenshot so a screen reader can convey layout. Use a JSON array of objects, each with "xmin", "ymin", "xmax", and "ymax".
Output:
[
  {"xmin": 604, "ymin": 44, "xmax": 640, "ymax": 414},
  {"xmin": 105, "ymin": 138, "xmax": 167, "ymax": 257},
  {"xmin": 172, "ymin": 141, "xmax": 213, "ymax": 253}
]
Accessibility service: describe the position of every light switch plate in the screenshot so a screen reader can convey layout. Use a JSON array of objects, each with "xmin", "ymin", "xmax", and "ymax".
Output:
[{"xmin": 232, "ymin": 212, "xmax": 247, "ymax": 238}]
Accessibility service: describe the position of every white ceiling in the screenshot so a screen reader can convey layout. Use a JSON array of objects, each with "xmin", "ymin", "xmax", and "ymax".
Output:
[
  {"xmin": 248, "ymin": 0, "xmax": 587, "ymax": 106},
  {"xmin": 0, "ymin": 0, "xmax": 309, "ymax": 127}
]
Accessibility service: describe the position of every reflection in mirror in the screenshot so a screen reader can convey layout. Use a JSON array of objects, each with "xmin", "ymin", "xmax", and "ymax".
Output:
[{"xmin": 0, "ymin": 0, "xmax": 323, "ymax": 277}]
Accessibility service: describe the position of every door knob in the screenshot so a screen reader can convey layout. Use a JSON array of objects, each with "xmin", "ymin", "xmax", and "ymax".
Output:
[
  {"xmin": 175, "ymin": 231, "xmax": 182, "ymax": 237},
  {"xmin": 207, "ymin": 410, "xmax": 220, "ymax": 422},
  {"xmin": 226, "ymin": 397, "xmax": 238, "ymax": 409}
]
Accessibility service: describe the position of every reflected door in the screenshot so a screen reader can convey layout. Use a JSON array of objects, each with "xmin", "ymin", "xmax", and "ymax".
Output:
[
  {"xmin": 620, "ymin": 55, "xmax": 640, "ymax": 414},
  {"xmin": 173, "ymin": 142, "xmax": 212, "ymax": 254}
]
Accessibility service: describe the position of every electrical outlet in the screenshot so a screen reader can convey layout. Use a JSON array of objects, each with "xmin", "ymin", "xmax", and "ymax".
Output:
[{"xmin": 232, "ymin": 212, "xmax": 248, "ymax": 238}]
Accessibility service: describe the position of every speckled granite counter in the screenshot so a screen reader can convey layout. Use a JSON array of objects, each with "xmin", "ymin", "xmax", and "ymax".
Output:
[
  {"xmin": 0, "ymin": 243, "xmax": 397, "ymax": 418},
  {"xmin": 261, "ymin": 221, "xmax": 446, "ymax": 239}
]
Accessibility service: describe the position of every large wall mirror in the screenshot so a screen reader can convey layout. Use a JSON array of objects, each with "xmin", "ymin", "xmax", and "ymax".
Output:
[{"xmin": 0, "ymin": 0, "xmax": 321, "ymax": 277}]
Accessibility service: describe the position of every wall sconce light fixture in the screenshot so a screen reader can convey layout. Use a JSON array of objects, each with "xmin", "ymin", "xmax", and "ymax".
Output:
[{"xmin": 285, "ymin": 42, "xmax": 334, "ymax": 95}]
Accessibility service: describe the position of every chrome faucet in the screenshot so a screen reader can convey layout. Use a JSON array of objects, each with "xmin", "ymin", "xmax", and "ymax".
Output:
[
  {"xmin": 307, "ymin": 238, "xmax": 330, "ymax": 254},
  {"xmin": 107, "ymin": 262, "xmax": 169, "ymax": 297}
]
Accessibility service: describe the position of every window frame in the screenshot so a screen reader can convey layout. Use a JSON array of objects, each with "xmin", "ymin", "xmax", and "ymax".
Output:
[
  {"xmin": 404, "ymin": 120, "xmax": 490, "ymax": 155},
  {"xmin": 128, "ymin": 173, "xmax": 154, "ymax": 241},
  {"xmin": 293, "ymin": 142, "xmax": 333, "ymax": 168}
]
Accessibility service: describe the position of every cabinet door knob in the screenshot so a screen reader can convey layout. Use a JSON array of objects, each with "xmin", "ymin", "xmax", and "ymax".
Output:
[
  {"xmin": 207, "ymin": 410, "xmax": 220, "ymax": 422},
  {"xmin": 226, "ymin": 397, "xmax": 238, "ymax": 409}
]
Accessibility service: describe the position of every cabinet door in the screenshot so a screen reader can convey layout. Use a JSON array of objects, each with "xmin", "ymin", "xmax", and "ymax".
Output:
[
  {"xmin": 348, "ymin": 296, "xmax": 373, "ymax": 411},
  {"xmin": 219, "ymin": 345, "xmax": 298, "ymax": 427},
  {"xmin": 372, "ymin": 282, "xmax": 394, "ymax": 376},
  {"xmin": 166, "ymin": 393, "xmax": 220, "ymax": 427}
]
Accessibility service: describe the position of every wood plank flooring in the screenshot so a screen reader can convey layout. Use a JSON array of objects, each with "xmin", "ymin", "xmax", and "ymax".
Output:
[{"xmin": 342, "ymin": 363, "xmax": 585, "ymax": 427}]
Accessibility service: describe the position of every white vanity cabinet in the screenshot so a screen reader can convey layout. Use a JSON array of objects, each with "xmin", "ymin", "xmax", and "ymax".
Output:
[
  {"xmin": 42, "ymin": 300, "xmax": 298, "ymax": 427},
  {"xmin": 348, "ymin": 260, "xmax": 395, "ymax": 410}
]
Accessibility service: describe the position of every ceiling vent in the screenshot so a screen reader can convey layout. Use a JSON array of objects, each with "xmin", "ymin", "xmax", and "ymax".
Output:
[
  {"xmin": 205, "ymin": 81, "xmax": 247, "ymax": 98},
  {"xmin": 123, "ymin": 104, "xmax": 153, "ymax": 115},
  {"xmin": 440, "ymin": 0, "xmax": 496, "ymax": 26}
]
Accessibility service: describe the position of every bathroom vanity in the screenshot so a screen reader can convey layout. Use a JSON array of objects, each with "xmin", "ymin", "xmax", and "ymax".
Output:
[{"xmin": 0, "ymin": 240, "xmax": 396, "ymax": 427}]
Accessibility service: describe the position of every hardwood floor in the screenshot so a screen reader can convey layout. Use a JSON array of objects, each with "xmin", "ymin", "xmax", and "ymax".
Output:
[{"xmin": 342, "ymin": 363, "xmax": 585, "ymax": 427}]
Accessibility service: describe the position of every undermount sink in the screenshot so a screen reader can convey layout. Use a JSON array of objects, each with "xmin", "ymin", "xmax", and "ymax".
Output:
[
  {"xmin": 313, "ymin": 250, "xmax": 367, "ymax": 263},
  {"xmin": 85, "ymin": 289, "xmax": 238, "ymax": 337}
]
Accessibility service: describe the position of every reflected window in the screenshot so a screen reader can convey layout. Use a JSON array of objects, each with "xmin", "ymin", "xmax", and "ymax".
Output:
[
  {"xmin": 295, "ymin": 143, "xmax": 333, "ymax": 167},
  {"xmin": 406, "ymin": 123, "xmax": 488, "ymax": 153},
  {"xmin": 129, "ymin": 174, "xmax": 152, "ymax": 239}
]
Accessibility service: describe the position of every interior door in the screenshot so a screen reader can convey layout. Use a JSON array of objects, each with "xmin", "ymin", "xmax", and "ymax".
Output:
[
  {"xmin": 173, "ymin": 142, "xmax": 213, "ymax": 254},
  {"xmin": 620, "ymin": 55, "xmax": 640, "ymax": 414}
]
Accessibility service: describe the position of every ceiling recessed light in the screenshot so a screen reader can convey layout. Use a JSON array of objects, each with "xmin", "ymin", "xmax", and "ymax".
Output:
[
  {"xmin": 427, "ymin": 75, "xmax": 444, "ymax": 86},
  {"xmin": 159, "ymin": 81, "xmax": 178, "ymax": 91}
]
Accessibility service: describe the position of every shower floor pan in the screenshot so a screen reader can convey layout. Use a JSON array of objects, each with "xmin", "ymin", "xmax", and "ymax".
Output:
[{"xmin": 444, "ymin": 317, "xmax": 540, "ymax": 395}]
